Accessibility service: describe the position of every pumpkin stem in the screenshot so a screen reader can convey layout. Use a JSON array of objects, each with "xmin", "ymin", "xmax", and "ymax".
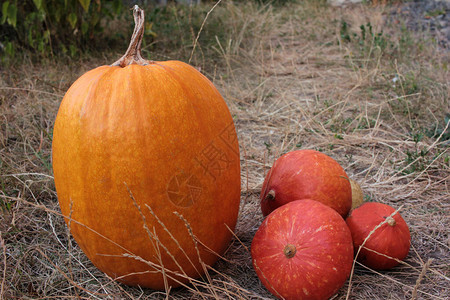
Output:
[
  {"xmin": 112, "ymin": 5, "xmax": 150, "ymax": 67},
  {"xmin": 265, "ymin": 190, "xmax": 276, "ymax": 201},
  {"xmin": 283, "ymin": 244, "xmax": 297, "ymax": 259},
  {"xmin": 386, "ymin": 216, "xmax": 396, "ymax": 226}
]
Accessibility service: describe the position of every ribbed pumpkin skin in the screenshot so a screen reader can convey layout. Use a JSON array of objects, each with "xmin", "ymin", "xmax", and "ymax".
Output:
[{"xmin": 52, "ymin": 61, "xmax": 241, "ymax": 289}]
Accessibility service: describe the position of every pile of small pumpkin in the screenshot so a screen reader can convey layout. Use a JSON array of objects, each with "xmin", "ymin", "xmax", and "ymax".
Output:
[{"xmin": 251, "ymin": 149, "xmax": 411, "ymax": 299}]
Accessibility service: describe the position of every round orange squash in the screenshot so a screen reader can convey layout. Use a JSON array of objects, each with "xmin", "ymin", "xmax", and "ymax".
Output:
[{"xmin": 52, "ymin": 6, "xmax": 240, "ymax": 289}]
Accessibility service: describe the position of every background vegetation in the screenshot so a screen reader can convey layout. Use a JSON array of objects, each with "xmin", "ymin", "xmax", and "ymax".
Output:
[
  {"xmin": 1, "ymin": 0, "xmax": 449, "ymax": 299},
  {"xmin": 0, "ymin": 0, "xmax": 297, "ymax": 63}
]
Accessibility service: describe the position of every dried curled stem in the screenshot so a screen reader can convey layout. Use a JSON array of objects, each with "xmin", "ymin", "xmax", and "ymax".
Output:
[{"xmin": 112, "ymin": 5, "xmax": 150, "ymax": 67}]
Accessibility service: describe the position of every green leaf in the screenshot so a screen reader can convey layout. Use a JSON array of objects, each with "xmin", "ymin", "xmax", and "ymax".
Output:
[
  {"xmin": 38, "ymin": 39, "xmax": 44, "ymax": 52},
  {"xmin": 60, "ymin": 44, "xmax": 67, "ymax": 54},
  {"xmin": 5, "ymin": 41, "xmax": 14, "ymax": 57},
  {"xmin": 43, "ymin": 30, "xmax": 50, "ymax": 42},
  {"xmin": 7, "ymin": 3, "xmax": 17, "ymax": 28},
  {"xmin": 145, "ymin": 22, "xmax": 157, "ymax": 38},
  {"xmin": 67, "ymin": 12, "xmax": 77, "ymax": 29},
  {"xmin": 78, "ymin": 0, "xmax": 90, "ymax": 12},
  {"xmin": 1, "ymin": 2, "xmax": 9, "ymax": 24},
  {"xmin": 54, "ymin": 7, "xmax": 61, "ymax": 22},
  {"xmin": 113, "ymin": 0, "xmax": 122, "ymax": 14},
  {"xmin": 81, "ymin": 21, "xmax": 88, "ymax": 35},
  {"xmin": 28, "ymin": 30, "xmax": 35, "ymax": 48},
  {"xmin": 90, "ymin": 13, "xmax": 99, "ymax": 27},
  {"xmin": 33, "ymin": 0, "xmax": 43, "ymax": 10},
  {"xmin": 69, "ymin": 44, "xmax": 77, "ymax": 57}
]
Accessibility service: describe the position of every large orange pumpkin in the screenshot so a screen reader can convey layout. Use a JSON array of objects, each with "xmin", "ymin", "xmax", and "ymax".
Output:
[{"xmin": 52, "ymin": 6, "xmax": 240, "ymax": 289}]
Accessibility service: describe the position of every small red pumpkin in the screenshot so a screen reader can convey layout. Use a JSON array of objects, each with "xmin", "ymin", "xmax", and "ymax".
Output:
[
  {"xmin": 251, "ymin": 199, "xmax": 354, "ymax": 300},
  {"xmin": 260, "ymin": 150, "xmax": 351, "ymax": 217},
  {"xmin": 346, "ymin": 202, "xmax": 411, "ymax": 270}
]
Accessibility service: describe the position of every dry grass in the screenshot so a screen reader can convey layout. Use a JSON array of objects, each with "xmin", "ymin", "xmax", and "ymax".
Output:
[{"xmin": 1, "ymin": 0, "xmax": 449, "ymax": 299}]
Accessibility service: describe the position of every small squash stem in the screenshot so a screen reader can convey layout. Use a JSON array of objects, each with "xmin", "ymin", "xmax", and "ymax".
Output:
[
  {"xmin": 112, "ymin": 5, "xmax": 150, "ymax": 67},
  {"xmin": 264, "ymin": 190, "xmax": 276, "ymax": 202},
  {"xmin": 283, "ymin": 244, "xmax": 297, "ymax": 259},
  {"xmin": 386, "ymin": 216, "xmax": 396, "ymax": 226}
]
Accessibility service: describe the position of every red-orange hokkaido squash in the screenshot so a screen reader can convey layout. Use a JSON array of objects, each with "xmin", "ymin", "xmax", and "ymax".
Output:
[
  {"xmin": 52, "ymin": 6, "xmax": 240, "ymax": 289},
  {"xmin": 251, "ymin": 200, "xmax": 354, "ymax": 300},
  {"xmin": 260, "ymin": 150, "xmax": 352, "ymax": 218},
  {"xmin": 346, "ymin": 202, "xmax": 411, "ymax": 270}
]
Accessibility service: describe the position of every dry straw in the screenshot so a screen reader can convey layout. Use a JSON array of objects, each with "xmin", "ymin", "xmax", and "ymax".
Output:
[{"xmin": 1, "ymin": 0, "xmax": 449, "ymax": 299}]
